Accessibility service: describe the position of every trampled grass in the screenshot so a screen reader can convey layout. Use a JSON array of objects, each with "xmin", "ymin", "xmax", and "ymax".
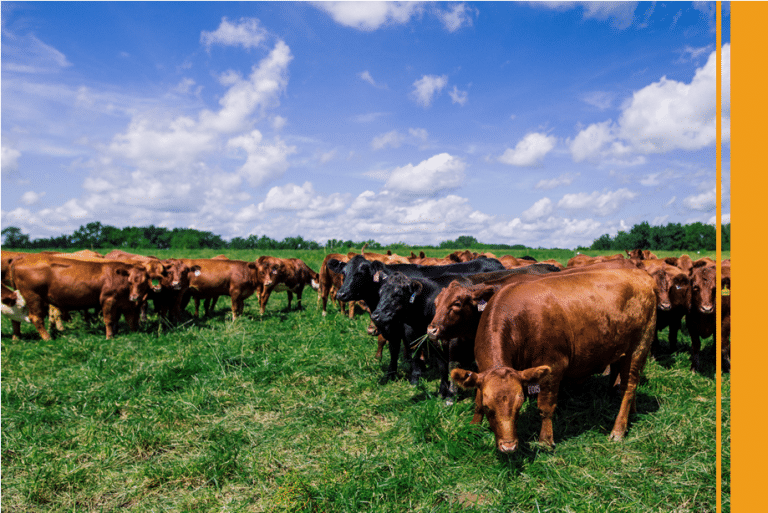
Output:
[{"xmin": 2, "ymin": 249, "xmax": 726, "ymax": 512}]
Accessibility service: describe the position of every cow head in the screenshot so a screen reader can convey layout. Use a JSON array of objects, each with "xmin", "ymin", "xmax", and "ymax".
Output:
[
  {"xmin": 428, "ymin": 282, "xmax": 493, "ymax": 342},
  {"xmin": 143, "ymin": 260, "xmax": 166, "ymax": 293},
  {"xmin": 330, "ymin": 255, "xmax": 386, "ymax": 303},
  {"xmin": 161, "ymin": 260, "xmax": 199, "ymax": 291},
  {"xmin": 452, "ymin": 365, "xmax": 551, "ymax": 453},
  {"xmin": 667, "ymin": 268, "xmax": 691, "ymax": 311},
  {"xmin": 369, "ymin": 272, "xmax": 422, "ymax": 328},
  {"xmin": 257, "ymin": 256, "xmax": 284, "ymax": 288},
  {"xmin": 120, "ymin": 264, "xmax": 151, "ymax": 303},
  {"xmin": 1, "ymin": 287, "xmax": 30, "ymax": 323},
  {"xmin": 689, "ymin": 261, "xmax": 716, "ymax": 315}
]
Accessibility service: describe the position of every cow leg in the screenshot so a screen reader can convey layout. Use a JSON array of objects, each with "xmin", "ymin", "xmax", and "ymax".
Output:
[
  {"xmin": 348, "ymin": 301, "xmax": 355, "ymax": 318},
  {"xmin": 668, "ymin": 317, "xmax": 681, "ymax": 352},
  {"xmin": 383, "ymin": 338, "xmax": 400, "ymax": 382},
  {"xmin": 193, "ymin": 297, "xmax": 201, "ymax": 317},
  {"xmin": 403, "ymin": 337, "xmax": 423, "ymax": 385},
  {"xmin": 295, "ymin": 289, "xmax": 303, "ymax": 310},
  {"xmin": 610, "ymin": 365, "xmax": 639, "ymax": 441},
  {"xmin": 286, "ymin": 291, "xmax": 293, "ymax": 311},
  {"xmin": 11, "ymin": 319, "xmax": 22, "ymax": 340},
  {"xmin": 102, "ymin": 300, "xmax": 118, "ymax": 339},
  {"xmin": 375, "ymin": 335, "xmax": 386, "ymax": 359},
  {"xmin": 259, "ymin": 289, "xmax": 271, "ymax": 315},
  {"xmin": 689, "ymin": 329, "xmax": 702, "ymax": 373},
  {"xmin": 29, "ymin": 312, "xmax": 52, "ymax": 341},
  {"xmin": 536, "ymin": 385, "xmax": 559, "ymax": 448},
  {"xmin": 49, "ymin": 305, "xmax": 65, "ymax": 333},
  {"xmin": 124, "ymin": 305, "xmax": 141, "ymax": 332}
]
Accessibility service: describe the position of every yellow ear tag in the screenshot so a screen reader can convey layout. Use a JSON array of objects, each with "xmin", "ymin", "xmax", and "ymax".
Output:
[{"xmin": 722, "ymin": 286, "xmax": 730, "ymax": 296}]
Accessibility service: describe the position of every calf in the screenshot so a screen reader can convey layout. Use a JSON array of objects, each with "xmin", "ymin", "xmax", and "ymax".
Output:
[
  {"xmin": 687, "ymin": 260, "xmax": 717, "ymax": 372},
  {"xmin": 451, "ymin": 268, "xmax": 657, "ymax": 453},
  {"xmin": 256, "ymin": 256, "xmax": 319, "ymax": 314},
  {"xmin": 150, "ymin": 259, "xmax": 201, "ymax": 322},
  {"xmin": 639, "ymin": 260, "xmax": 691, "ymax": 356},
  {"xmin": 10, "ymin": 254, "xmax": 151, "ymax": 340},
  {"xmin": 180, "ymin": 258, "xmax": 260, "ymax": 319}
]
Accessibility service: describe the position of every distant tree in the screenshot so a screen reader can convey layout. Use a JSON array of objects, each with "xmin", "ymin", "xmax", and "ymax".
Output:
[
  {"xmin": 721, "ymin": 223, "xmax": 730, "ymax": 251},
  {"xmin": 71, "ymin": 222, "xmax": 106, "ymax": 248},
  {"xmin": 590, "ymin": 233, "xmax": 613, "ymax": 251},
  {"xmin": 1, "ymin": 226, "xmax": 31, "ymax": 248}
]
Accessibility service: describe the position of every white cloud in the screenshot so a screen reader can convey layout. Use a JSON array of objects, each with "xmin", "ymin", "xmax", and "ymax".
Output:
[
  {"xmin": 436, "ymin": 3, "xmax": 478, "ymax": 32},
  {"xmin": 315, "ymin": 2, "xmax": 423, "ymax": 31},
  {"xmin": 571, "ymin": 45, "xmax": 730, "ymax": 163},
  {"xmin": 2, "ymin": 146, "xmax": 21, "ymax": 174},
  {"xmin": 581, "ymin": 91, "xmax": 615, "ymax": 110},
  {"xmin": 557, "ymin": 188, "xmax": 638, "ymax": 216},
  {"xmin": 372, "ymin": 130, "xmax": 404, "ymax": 150},
  {"xmin": 410, "ymin": 75, "xmax": 448, "ymax": 108},
  {"xmin": 384, "ymin": 153, "xmax": 465, "ymax": 195},
  {"xmin": 227, "ymin": 130, "xmax": 296, "ymax": 187},
  {"xmin": 530, "ymin": 2, "xmax": 638, "ymax": 30},
  {"xmin": 521, "ymin": 197, "xmax": 554, "ymax": 221},
  {"xmin": 449, "ymin": 86, "xmax": 469, "ymax": 106},
  {"xmin": 683, "ymin": 188, "xmax": 716, "ymax": 211},
  {"xmin": 359, "ymin": 70, "xmax": 386, "ymax": 88},
  {"xmin": 201, "ymin": 17, "xmax": 269, "ymax": 50},
  {"xmin": 499, "ymin": 132, "xmax": 557, "ymax": 167},
  {"xmin": 20, "ymin": 191, "xmax": 45, "ymax": 206},
  {"xmin": 535, "ymin": 173, "xmax": 579, "ymax": 190}
]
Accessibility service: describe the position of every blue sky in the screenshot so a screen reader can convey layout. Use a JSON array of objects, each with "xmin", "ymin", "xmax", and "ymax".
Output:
[{"xmin": 1, "ymin": 1, "xmax": 730, "ymax": 248}]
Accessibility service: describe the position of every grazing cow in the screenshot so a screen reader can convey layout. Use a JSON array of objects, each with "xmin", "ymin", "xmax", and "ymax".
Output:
[
  {"xmin": 255, "ymin": 256, "xmax": 319, "ymax": 314},
  {"xmin": 686, "ymin": 260, "xmax": 717, "ymax": 372},
  {"xmin": 328, "ymin": 255, "xmax": 506, "ymax": 387},
  {"xmin": 721, "ymin": 262, "xmax": 731, "ymax": 373},
  {"xmin": 639, "ymin": 260, "xmax": 691, "ymax": 356},
  {"xmin": 451, "ymin": 268, "xmax": 657, "ymax": 453},
  {"xmin": 367, "ymin": 264, "xmax": 560, "ymax": 397},
  {"xmin": 10, "ymin": 254, "xmax": 151, "ymax": 340},
  {"xmin": 180, "ymin": 258, "xmax": 260, "ymax": 319},
  {"xmin": 2, "ymin": 283, "xmax": 29, "ymax": 339},
  {"xmin": 566, "ymin": 253, "xmax": 625, "ymax": 268}
]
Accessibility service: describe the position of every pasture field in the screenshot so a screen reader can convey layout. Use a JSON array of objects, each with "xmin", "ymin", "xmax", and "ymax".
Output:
[{"xmin": 2, "ymin": 249, "xmax": 727, "ymax": 512}]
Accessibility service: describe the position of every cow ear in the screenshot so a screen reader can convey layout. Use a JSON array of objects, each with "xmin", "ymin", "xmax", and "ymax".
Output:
[
  {"xmin": 116, "ymin": 268, "xmax": 130, "ymax": 277},
  {"xmin": 451, "ymin": 368, "xmax": 483, "ymax": 389},
  {"xmin": 471, "ymin": 286, "xmax": 496, "ymax": 310},
  {"xmin": 248, "ymin": 262, "xmax": 258, "ymax": 270},
  {"xmin": 664, "ymin": 257, "xmax": 678, "ymax": 266},
  {"xmin": 191, "ymin": 265, "xmax": 202, "ymax": 273},
  {"xmin": 516, "ymin": 365, "xmax": 551, "ymax": 383},
  {"xmin": 327, "ymin": 259, "xmax": 345, "ymax": 274}
]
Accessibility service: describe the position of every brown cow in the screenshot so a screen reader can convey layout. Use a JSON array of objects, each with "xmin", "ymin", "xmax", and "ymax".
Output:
[
  {"xmin": 318, "ymin": 253, "xmax": 356, "ymax": 318},
  {"xmin": 451, "ymin": 268, "xmax": 657, "ymax": 453},
  {"xmin": 566, "ymin": 253, "xmax": 625, "ymax": 268},
  {"xmin": 149, "ymin": 259, "xmax": 201, "ymax": 322},
  {"xmin": 664, "ymin": 254, "xmax": 695, "ymax": 274},
  {"xmin": 179, "ymin": 258, "xmax": 260, "ymax": 319},
  {"xmin": 9, "ymin": 254, "xmax": 151, "ymax": 340},
  {"xmin": 639, "ymin": 259, "xmax": 691, "ymax": 356},
  {"xmin": 255, "ymin": 256, "xmax": 319, "ymax": 314},
  {"xmin": 687, "ymin": 260, "xmax": 717, "ymax": 372},
  {"xmin": 625, "ymin": 249, "xmax": 658, "ymax": 261}
]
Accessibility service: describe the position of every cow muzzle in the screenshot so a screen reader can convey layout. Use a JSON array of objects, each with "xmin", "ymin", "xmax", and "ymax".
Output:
[
  {"xmin": 427, "ymin": 324, "xmax": 440, "ymax": 341},
  {"xmin": 659, "ymin": 302, "xmax": 672, "ymax": 311},
  {"xmin": 497, "ymin": 439, "xmax": 518, "ymax": 453},
  {"xmin": 699, "ymin": 305, "xmax": 715, "ymax": 314}
]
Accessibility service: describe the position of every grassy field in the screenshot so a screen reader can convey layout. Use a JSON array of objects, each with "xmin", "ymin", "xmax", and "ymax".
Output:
[{"xmin": 1, "ymin": 249, "xmax": 727, "ymax": 512}]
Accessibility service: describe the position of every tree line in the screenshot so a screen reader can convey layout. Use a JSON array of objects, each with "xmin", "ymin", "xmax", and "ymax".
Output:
[{"xmin": 1, "ymin": 221, "xmax": 728, "ymax": 252}]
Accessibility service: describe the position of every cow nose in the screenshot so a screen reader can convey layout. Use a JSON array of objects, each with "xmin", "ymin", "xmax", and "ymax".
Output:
[
  {"xmin": 336, "ymin": 290, "xmax": 349, "ymax": 301},
  {"xmin": 427, "ymin": 325, "xmax": 440, "ymax": 340},
  {"xmin": 370, "ymin": 312, "xmax": 380, "ymax": 323},
  {"xmin": 497, "ymin": 440, "xmax": 518, "ymax": 453},
  {"xmin": 659, "ymin": 302, "xmax": 671, "ymax": 311},
  {"xmin": 700, "ymin": 305, "xmax": 714, "ymax": 314}
]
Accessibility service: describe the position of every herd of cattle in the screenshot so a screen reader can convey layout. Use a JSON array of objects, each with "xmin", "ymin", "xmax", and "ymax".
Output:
[{"xmin": 1, "ymin": 246, "xmax": 730, "ymax": 453}]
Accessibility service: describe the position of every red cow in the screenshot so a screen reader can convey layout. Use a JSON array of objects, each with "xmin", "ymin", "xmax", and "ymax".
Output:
[
  {"xmin": 149, "ymin": 259, "xmax": 201, "ymax": 322},
  {"xmin": 639, "ymin": 259, "xmax": 691, "ymax": 356},
  {"xmin": 255, "ymin": 256, "xmax": 319, "ymax": 314},
  {"xmin": 9, "ymin": 254, "xmax": 151, "ymax": 340},
  {"xmin": 179, "ymin": 258, "xmax": 260, "ymax": 319},
  {"xmin": 318, "ymin": 253, "xmax": 356, "ymax": 318},
  {"xmin": 625, "ymin": 249, "xmax": 658, "ymax": 261},
  {"xmin": 451, "ymin": 268, "xmax": 657, "ymax": 453},
  {"xmin": 686, "ymin": 260, "xmax": 717, "ymax": 372},
  {"xmin": 566, "ymin": 253, "xmax": 625, "ymax": 268}
]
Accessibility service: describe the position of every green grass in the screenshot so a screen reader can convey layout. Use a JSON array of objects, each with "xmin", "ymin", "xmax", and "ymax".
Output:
[{"xmin": 2, "ymin": 250, "xmax": 727, "ymax": 512}]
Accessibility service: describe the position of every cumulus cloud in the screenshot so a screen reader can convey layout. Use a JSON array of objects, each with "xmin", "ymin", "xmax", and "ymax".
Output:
[
  {"xmin": 372, "ymin": 130, "xmax": 404, "ymax": 150},
  {"xmin": 201, "ymin": 17, "xmax": 269, "ymax": 50},
  {"xmin": 436, "ymin": 3, "xmax": 478, "ymax": 32},
  {"xmin": 683, "ymin": 188, "xmax": 716, "ymax": 211},
  {"xmin": 314, "ymin": 2, "xmax": 423, "ymax": 31},
  {"xmin": 227, "ymin": 130, "xmax": 296, "ymax": 187},
  {"xmin": 570, "ymin": 45, "xmax": 729, "ymax": 163},
  {"xmin": 2, "ymin": 146, "xmax": 21, "ymax": 174},
  {"xmin": 21, "ymin": 191, "xmax": 45, "ymax": 206},
  {"xmin": 411, "ymin": 75, "xmax": 448, "ymax": 108},
  {"xmin": 557, "ymin": 188, "xmax": 638, "ymax": 216},
  {"xmin": 499, "ymin": 132, "xmax": 557, "ymax": 167},
  {"xmin": 384, "ymin": 153, "xmax": 465, "ymax": 195},
  {"xmin": 581, "ymin": 91, "xmax": 615, "ymax": 110},
  {"xmin": 521, "ymin": 197, "xmax": 554, "ymax": 221}
]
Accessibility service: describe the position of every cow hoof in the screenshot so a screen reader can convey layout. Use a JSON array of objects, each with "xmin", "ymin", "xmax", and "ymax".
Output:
[
  {"xmin": 609, "ymin": 431, "xmax": 625, "ymax": 441},
  {"xmin": 322, "ymin": 311, "xmax": 327, "ymax": 317}
]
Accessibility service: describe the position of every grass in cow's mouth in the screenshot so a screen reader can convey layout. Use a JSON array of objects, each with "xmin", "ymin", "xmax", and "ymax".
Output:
[{"xmin": 1, "ymin": 248, "xmax": 725, "ymax": 512}]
